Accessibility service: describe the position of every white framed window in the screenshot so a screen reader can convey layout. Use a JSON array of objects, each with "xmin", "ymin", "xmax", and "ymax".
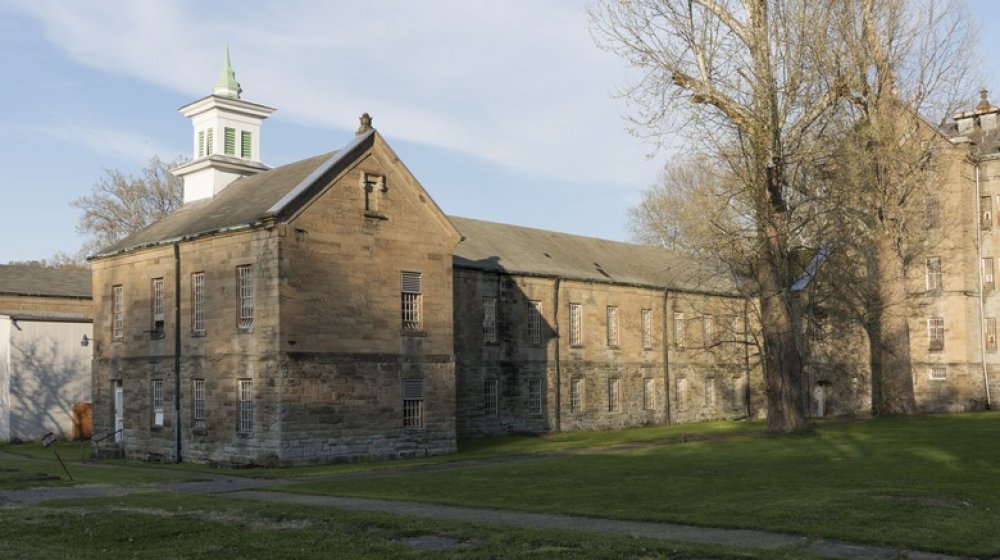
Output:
[
  {"xmin": 402, "ymin": 379, "xmax": 424, "ymax": 428},
  {"xmin": 673, "ymin": 312, "xmax": 685, "ymax": 348},
  {"xmin": 606, "ymin": 306, "xmax": 619, "ymax": 347},
  {"xmin": 237, "ymin": 265, "xmax": 254, "ymax": 329},
  {"xmin": 570, "ymin": 378, "xmax": 584, "ymax": 412},
  {"xmin": 238, "ymin": 379, "xmax": 253, "ymax": 434},
  {"xmin": 240, "ymin": 130, "xmax": 252, "ymax": 159},
  {"xmin": 483, "ymin": 297, "xmax": 497, "ymax": 344},
  {"xmin": 703, "ymin": 314, "xmax": 713, "ymax": 347},
  {"xmin": 928, "ymin": 317, "xmax": 945, "ymax": 352},
  {"xmin": 151, "ymin": 379, "xmax": 164, "ymax": 427},
  {"xmin": 569, "ymin": 303, "xmax": 583, "ymax": 346},
  {"xmin": 151, "ymin": 278, "xmax": 165, "ymax": 338},
  {"xmin": 528, "ymin": 300, "xmax": 542, "ymax": 344},
  {"xmin": 608, "ymin": 378, "xmax": 620, "ymax": 412},
  {"xmin": 929, "ymin": 366, "xmax": 947, "ymax": 381},
  {"xmin": 987, "ymin": 317, "xmax": 997, "ymax": 352},
  {"xmin": 401, "ymin": 271, "xmax": 422, "ymax": 331},
  {"xmin": 641, "ymin": 309, "xmax": 652, "ymax": 350},
  {"xmin": 984, "ymin": 257, "xmax": 995, "ymax": 289},
  {"xmin": 529, "ymin": 378, "xmax": 542, "ymax": 415},
  {"xmin": 112, "ymin": 284, "xmax": 124, "ymax": 340},
  {"xmin": 643, "ymin": 378, "xmax": 655, "ymax": 410},
  {"xmin": 191, "ymin": 272, "xmax": 205, "ymax": 334},
  {"xmin": 925, "ymin": 257, "xmax": 942, "ymax": 290},
  {"xmin": 193, "ymin": 379, "xmax": 206, "ymax": 430},
  {"xmin": 705, "ymin": 376, "xmax": 717, "ymax": 408},
  {"xmin": 484, "ymin": 379, "xmax": 499, "ymax": 416}
]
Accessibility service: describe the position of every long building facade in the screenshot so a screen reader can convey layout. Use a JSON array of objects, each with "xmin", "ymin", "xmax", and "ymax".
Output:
[{"xmin": 89, "ymin": 59, "xmax": 995, "ymax": 465}]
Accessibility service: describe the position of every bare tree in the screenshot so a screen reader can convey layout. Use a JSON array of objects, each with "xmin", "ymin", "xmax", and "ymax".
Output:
[
  {"xmin": 593, "ymin": 0, "xmax": 844, "ymax": 432},
  {"xmin": 826, "ymin": 0, "xmax": 977, "ymax": 415},
  {"xmin": 71, "ymin": 155, "xmax": 185, "ymax": 256}
]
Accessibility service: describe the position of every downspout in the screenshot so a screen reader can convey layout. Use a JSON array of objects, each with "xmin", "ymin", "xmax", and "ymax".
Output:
[
  {"xmin": 662, "ymin": 289, "xmax": 672, "ymax": 424},
  {"xmin": 173, "ymin": 242, "xmax": 183, "ymax": 462},
  {"xmin": 975, "ymin": 162, "xmax": 993, "ymax": 409},
  {"xmin": 553, "ymin": 278, "xmax": 561, "ymax": 432}
]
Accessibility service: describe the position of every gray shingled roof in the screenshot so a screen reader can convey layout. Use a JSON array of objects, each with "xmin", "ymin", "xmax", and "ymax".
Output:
[
  {"xmin": 0, "ymin": 265, "xmax": 91, "ymax": 299},
  {"xmin": 450, "ymin": 217, "xmax": 738, "ymax": 295}
]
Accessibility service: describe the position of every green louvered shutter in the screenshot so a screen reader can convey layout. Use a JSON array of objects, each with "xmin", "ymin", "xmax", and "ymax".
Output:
[
  {"xmin": 241, "ymin": 131, "xmax": 252, "ymax": 159},
  {"xmin": 197, "ymin": 130, "xmax": 205, "ymax": 157},
  {"xmin": 206, "ymin": 128, "xmax": 214, "ymax": 155},
  {"xmin": 224, "ymin": 127, "xmax": 236, "ymax": 155}
]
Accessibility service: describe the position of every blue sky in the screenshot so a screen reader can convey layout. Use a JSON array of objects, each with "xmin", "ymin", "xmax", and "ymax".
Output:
[{"xmin": 0, "ymin": 1, "xmax": 997, "ymax": 263}]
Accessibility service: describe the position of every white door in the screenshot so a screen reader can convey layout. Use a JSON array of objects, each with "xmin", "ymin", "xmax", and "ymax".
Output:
[{"xmin": 113, "ymin": 381, "xmax": 124, "ymax": 443}]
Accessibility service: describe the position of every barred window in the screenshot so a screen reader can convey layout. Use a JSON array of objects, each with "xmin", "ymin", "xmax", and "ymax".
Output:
[
  {"xmin": 673, "ymin": 312, "xmax": 685, "ymax": 348},
  {"xmin": 238, "ymin": 379, "xmax": 253, "ymax": 434},
  {"xmin": 529, "ymin": 378, "xmax": 542, "ymax": 415},
  {"xmin": 606, "ymin": 306, "xmax": 619, "ymax": 347},
  {"xmin": 484, "ymin": 379, "xmax": 499, "ymax": 416},
  {"xmin": 569, "ymin": 303, "xmax": 583, "ymax": 346},
  {"xmin": 641, "ymin": 309, "xmax": 652, "ymax": 349},
  {"xmin": 483, "ymin": 297, "xmax": 497, "ymax": 343},
  {"xmin": 402, "ymin": 379, "xmax": 424, "ymax": 428},
  {"xmin": 928, "ymin": 317, "xmax": 945, "ymax": 352},
  {"xmin": 570, "ymin": 378, "xmax": 584, "ymax": 412},
  {"xmin": 987, "ymin": 317, "xmax": 997, "ymax": 352},
  {"xmin": 608, "ymin": 378, "xmax": 620, "ymax": 412},
  {"xmin": 401, "ymin": 271, "xmax": 422, "ymax": 331},
  {"xmin": 151, "ymin": 278, "xmax": 165, "ymax": 338},
  {"xmin": 112, "ymin": 285, "xmax": 124, "ymax": 340},
  {"xmin": 930, "ymin": 366, "xmax": 947, "ymax": 381},
  {"xmin": 984, "ymin": 257, "xmax": 995, "ymax": 289},
  {"xmin": 191, "ymin": 272, "xmax": 205, "ymax": 334},
  {"xmin": 193, "ymin": 379, "xmax": 206, "ymax": 430},
  {"xmin": 151, "ymin": 379, "xmax": 164, "ymax": 427},
  {"xmin": 925, "ymin": 257, "xmax": 942, "ymax": 290},
  {"xmin": 643, "ymin": 378, "xmax": 655, "ymax": 410},
  {"xmin": 528, "ymin": 300, "xmax": 542, "ymax": 344},
  {"xmin": 237, "ymin": 265, "xmax": 254, "ymax": 329}
]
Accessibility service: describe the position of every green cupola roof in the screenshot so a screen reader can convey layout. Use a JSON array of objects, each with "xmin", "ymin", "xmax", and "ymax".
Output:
[{"xmin": 213, "ymin": 47, "xmax": 242, "ymax": 99}]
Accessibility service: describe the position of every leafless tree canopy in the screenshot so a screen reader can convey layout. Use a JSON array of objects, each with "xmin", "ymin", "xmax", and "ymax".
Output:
[{"xmin": 71, "ymin": 155, "xmax": 185, "ymax": 256}]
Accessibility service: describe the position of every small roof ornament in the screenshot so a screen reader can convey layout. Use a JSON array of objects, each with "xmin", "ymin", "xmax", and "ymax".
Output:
[
  {"xmin": 977, "ymin": 88, "xmax": 992, "ymax": 112},
  {"xmin": 213, "ymin": 47, "xmax": 242, "ymax": 99},
  {"xmin": 356, "ymin": 112, "xmax": 373, "ymax": 135}
]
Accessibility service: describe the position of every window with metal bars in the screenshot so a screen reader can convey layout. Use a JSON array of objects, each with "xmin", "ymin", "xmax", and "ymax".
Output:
[
  {"xmin": 928, "ymin": 317, "xmax": 945, "ymax": 351},
  {"xmin": 930, "ymin": 366, "xmax": 947, "ymax": 380},
  {"xmin": 641, "ymin": 309, "xmax": 652, "ymax": 349},
  {"xmin": 528, "ymin": 300, "xmax": 542, "ymax": 344},
  {"xmin": 483, "ymin": 297, "xmax": 497, "ymax": 343},
  {"xmin": 112, "ymin": 285, "xmax": 124, "ymax": 340},
  {"xmin": 529, "ymin": 379, "xmax": 542, "ymax": 415},
  {"xmin": 402, "ymin": 379, "xmax": 424, "ymax": 428},
  {"xmin": 569, "ymin": 303, "xmax": 583, "ymax": 346},
  {"xmin": 570, "ymin": 378, "xmax": 583, "ymax": 412},
  {"xmin": 240, "ymin": 130, "xmax": 252, "ymax": 159},
  {"xmin": 191, "ymin": 272, "xmax": 205, "ymax": 334},
  {"xmin": 224, "ymin": 127, "xmax": 236, "ymax": 155},
  {"xmin": 984, "ymin": 257, "xmax": 995, "ymax": 290},
  {"xmin": 673, "ymin": 311, "xmax": 685, "ymax": 348},
  {"xmin": 151, "ymin": 278, "xmax": 164, "ymax": 338},
  {"xmin": 484, "ymin": 379, "xmax": 498, "ymax": 416},
  {"xmin": 238, "ymin": 379, "xmax": 253, "ymax": 434},
  {"xmin": 925, "ymin": 257, "xmax": 942, "ymax": 290},
  {"xmin": 606, "ymin": 306, "xmax": 618, "ymax": 347},
  {"xmin": 401, "ymin": 272, "xmax": 422, "ymax": 331},
  {"xmin": 987, "ymin": 317, "xmax": 997, "ymax": 352},
  {"xmin": 151, "ymin": 379, "xmax": 164, "ymax": 427},
  {"xmin": 237, "ymin": 265, "xmax": 253, "ymax": 329},
  {"xmin": 193, "ymin": 379, "xmax": 206, "ymax": 430}
]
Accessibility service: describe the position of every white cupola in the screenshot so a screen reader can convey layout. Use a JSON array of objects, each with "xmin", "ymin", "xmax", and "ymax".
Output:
[{"xmin": 172, "ymin": 48, "xmax": 276, "ymax": 204}]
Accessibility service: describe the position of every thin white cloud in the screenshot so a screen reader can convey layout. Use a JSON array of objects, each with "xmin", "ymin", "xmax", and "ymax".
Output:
[
  {"xmin": 16, "ymin": 123, "xmax": 170, "ymax": 163},
  {"xmin": 7, "ymin": 0, "xmax": 661, "ymax": 188}
]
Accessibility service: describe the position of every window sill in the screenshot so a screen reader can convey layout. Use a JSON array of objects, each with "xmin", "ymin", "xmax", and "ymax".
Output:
[
  {"xmin": 237, "ymin": 432, "xmax": 253, "ymax": 439},
  {"xmin": 401, "ymin": 329, "xmax": 427, "ymax": 337},
  {"xmin": 364, "ymin": 210, "xmax": 389, "ymax": 220},
  {"xmin": 191, "ymin": 331, "xmax": 206, "ymax": 338},
  {"xmin": 150, "ymin": 425, "xmax": 164, "ymax": 432},
  {"xmin": 192, "ymin": 428, "xmax": 207, "ymax": 436}
]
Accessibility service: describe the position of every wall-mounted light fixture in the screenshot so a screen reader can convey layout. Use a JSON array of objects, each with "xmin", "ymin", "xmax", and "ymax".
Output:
[{"xmin": 81, "ymin": 334, "xmax": 90, "ymax": 347}]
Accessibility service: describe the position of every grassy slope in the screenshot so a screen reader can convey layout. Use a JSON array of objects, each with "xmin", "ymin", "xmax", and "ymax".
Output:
[
  {"xmin": 0, "ymin": 493, "xmax": 823, "ymax": 560},
  {"xmin": 276, "ymin": 413, "xmax": 1000, "ymax": 556}
]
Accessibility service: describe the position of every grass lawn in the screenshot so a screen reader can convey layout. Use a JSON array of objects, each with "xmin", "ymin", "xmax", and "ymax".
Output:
[
  {"xmin": 274, "ymin": 412, "xmax": 1000, "ymax": 557},
  {"xmin": 0, "ymin": 493, "xmax": 824, "ymax": 559}
]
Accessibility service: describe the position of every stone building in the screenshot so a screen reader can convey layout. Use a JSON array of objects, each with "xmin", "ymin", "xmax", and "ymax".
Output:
[
  {"xmin": 0, "ymin": 265, "xmax": 92, "ymax": 442},
  {"xmin": 88, "ymin": 56, "xmax": 763, "ymax": 465}
]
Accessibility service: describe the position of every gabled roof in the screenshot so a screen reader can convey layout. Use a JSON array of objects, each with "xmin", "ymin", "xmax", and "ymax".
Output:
[
  {"xmin": 0, "ymin": 265, "xmax": 91, "ymax": 299},
  {"xmin": 450, "ymin": 217, "xmax": 738, "ymax": 295}
]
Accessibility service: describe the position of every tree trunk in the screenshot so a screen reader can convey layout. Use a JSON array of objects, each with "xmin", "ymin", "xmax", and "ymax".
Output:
[{"xmin": 873, "ymin": 227, "xmax": 917, "ymax": 414}]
